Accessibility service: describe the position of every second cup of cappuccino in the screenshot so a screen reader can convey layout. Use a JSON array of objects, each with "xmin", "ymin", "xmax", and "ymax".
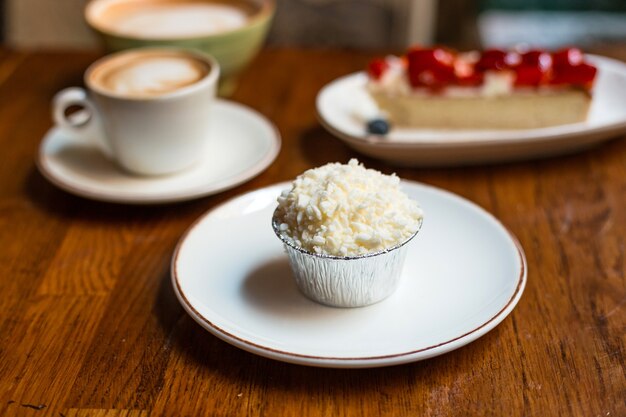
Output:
[
  {"xmin": 53, "ymin": 48, "xmax": 219, "ymax": 176},
  {"xmin": 85, "ymin": 0, "xmax": 274, "ymax": 96}
]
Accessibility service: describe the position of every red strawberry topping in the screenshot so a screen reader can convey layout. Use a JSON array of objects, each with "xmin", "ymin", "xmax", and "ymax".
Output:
[
  {"xmin": 475, "ymin": 49, "xmax": 508, "ymax": 71},
  {"xmin": 454, "ymin": 56, "xmax": 483, "ymax": 86},
  {"xmin": 550, "ymin": 48, "xmax": 596, "ymax": 87},
  {"xmin": 366, "ymin": 46, "xmax": 597, "ymax": 90},
  {"xmin": 522, "ymin": 50, "xmax": 553, "ymax": 70},
  {"xmin": 367, "ymin": 58, "xmax": 389, "ymax": 80},
  {"xmin": 552, "ymin": 48, "xmax": 584, "ymax": 68},
  {"xmin": 514, "ymin": 50, "xmax": 552, "ymax": 86},
  {"xmin": 551, "ymin": 62, "xmax": 597, "ymax": 87},
  {"xmin": 407, "ymin": 47, "xmax": 455, "ymax": 88}
]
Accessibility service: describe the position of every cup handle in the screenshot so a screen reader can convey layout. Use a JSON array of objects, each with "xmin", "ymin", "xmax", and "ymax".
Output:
[{"xmin": 52, "ymin": 87, "xmax": 114, "ymax": 158}]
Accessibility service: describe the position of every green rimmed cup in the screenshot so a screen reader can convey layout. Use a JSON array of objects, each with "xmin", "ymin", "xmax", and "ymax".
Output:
[{"xmin": 85, "ymin": 0, "xmax": 275, "ymax": 96}]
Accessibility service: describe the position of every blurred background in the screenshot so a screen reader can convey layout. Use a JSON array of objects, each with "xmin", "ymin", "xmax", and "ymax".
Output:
[{"xmin": 2, "ymin": 0, "xmax": 626, "ymax": 50}]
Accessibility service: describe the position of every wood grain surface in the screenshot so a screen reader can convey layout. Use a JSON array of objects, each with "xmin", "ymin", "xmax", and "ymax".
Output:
[{"xmin": 0, "ymin": 47, "xmax": 624, "ymax": 417}]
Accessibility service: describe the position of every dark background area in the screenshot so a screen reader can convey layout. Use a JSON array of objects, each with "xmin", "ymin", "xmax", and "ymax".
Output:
[{"xmin": 1, "ymin": 0, "xmax": 625, "ymax": 50}]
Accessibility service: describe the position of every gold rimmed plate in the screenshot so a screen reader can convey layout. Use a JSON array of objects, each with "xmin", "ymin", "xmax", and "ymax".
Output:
[{"xmin": 172, "ymin": 180, "xmax": 527, "ymax": 368}]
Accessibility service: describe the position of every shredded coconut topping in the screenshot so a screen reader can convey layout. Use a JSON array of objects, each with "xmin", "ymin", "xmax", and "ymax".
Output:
[{"xmin": 274, "ymin": 159, "xmax": 423, "ymax": 257}]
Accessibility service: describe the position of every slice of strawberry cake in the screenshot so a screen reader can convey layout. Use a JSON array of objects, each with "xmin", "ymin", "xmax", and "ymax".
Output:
[{"xmin": 366, "ymin": 47, "xmax": 597, "ymax": 130}]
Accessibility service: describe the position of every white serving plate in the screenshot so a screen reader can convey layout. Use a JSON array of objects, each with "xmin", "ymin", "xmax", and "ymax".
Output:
[
  {"xmin": 38, "ymin": 100, "xmax": 281, "ymax": 204},
  {"xmin": 316, "ymin": 55, "xmax": 626, "ymax": 166},
  {"xmin": 172, "ymin": 181, "xmax": 527, "ymax": 368}
]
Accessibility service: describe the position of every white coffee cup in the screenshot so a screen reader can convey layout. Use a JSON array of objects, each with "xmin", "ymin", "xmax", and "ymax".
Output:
[{"xmin": 53, "ymin": 48, "xmax": 219, "ymax": 176}]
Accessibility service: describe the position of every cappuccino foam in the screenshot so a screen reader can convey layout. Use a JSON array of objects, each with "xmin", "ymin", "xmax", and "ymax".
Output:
[
  {"xmin": 94, "ymin": 1, "xmax": 251, "ymax": 38},
  {"xmin": 90, "ymin": 51, "xmax": 210, "ymax": 98}
]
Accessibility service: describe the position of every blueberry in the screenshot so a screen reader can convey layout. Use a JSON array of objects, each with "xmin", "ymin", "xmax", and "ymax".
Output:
[{"xmin": 367, "ymin": 118, "xmax": 390, "ymax": 135}]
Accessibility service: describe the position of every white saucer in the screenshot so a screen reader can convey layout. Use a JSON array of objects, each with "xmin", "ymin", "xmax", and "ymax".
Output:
[
  {"xmin": 316, "ymin": 55, "xmax": 626, "ymax": 166},
  {"xmin": 37, "ymin": 100, "xmax": 281, "ymax": 204},
  {"xmin": 172, "ymin": 181, "xmax": 527, "ymax": 368}
]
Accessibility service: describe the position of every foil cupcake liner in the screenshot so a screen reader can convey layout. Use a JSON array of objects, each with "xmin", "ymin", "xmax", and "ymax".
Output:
[{"xmin": 272, "ymin": 213, "xmax": 423, "ymax": 308}]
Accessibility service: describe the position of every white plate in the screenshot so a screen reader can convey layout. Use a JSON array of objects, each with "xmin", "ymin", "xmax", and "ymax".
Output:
[
  {"xmin": 172, "ymin": 181, "xmax": 527, "ymax": 368},
  {"xmin": 316, "ymin": 55, "xmax": 626, "ymax": 166},
  {"xmin": 37, "ymin": 100, "xmax": 281, "ymax": 204}
]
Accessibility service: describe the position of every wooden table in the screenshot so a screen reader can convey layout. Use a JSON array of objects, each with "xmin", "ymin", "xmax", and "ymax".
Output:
[{"xmin": 0, "ymin": 47, "xmax": 624, "ymax": 417}]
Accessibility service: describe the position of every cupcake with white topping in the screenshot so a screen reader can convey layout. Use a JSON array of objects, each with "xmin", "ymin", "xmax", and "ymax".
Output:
[{"xmin": 272, "ymin": 159, "xmax": 423, "ymax": 307}]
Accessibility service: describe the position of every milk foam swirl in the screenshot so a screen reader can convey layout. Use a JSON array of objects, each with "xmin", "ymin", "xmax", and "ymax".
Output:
[
  {"xmin": 94, "ymin": 2, "xmax": 250, "ymax": 38},
  {"xmin": 90, "ymin": 52, "xmax": 209, "ymax": 98}
]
